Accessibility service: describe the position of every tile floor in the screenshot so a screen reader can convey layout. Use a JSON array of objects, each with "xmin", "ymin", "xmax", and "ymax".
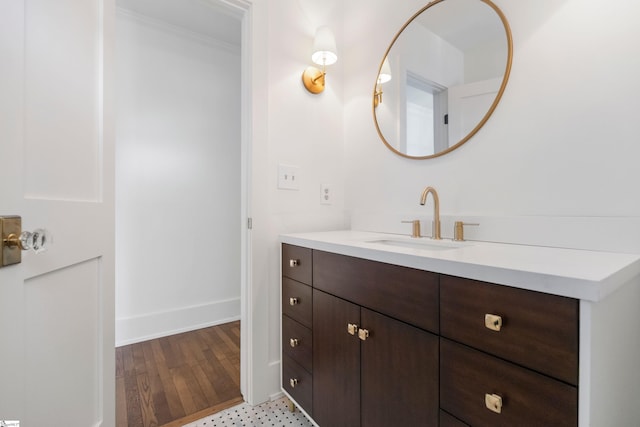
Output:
[{"xmin": 183, "ymin": 397, "xmax": 313, "ymax": 427}]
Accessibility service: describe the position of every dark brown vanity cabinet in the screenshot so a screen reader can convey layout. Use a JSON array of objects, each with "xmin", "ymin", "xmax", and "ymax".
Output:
[
  {"xmin": 312, "ymin": 289, "xmax": 439, "ymax": 427},
  {"xmin": 439, "ymin": 275, "xmax": 579, "ymax": 426},
  {"xmin": 281, "ymin": 243, "xmax": 579, "ymax": 426},
  {"xmin": 281, "ymin": 245, "xmax": 440, "ymax": 427},
  {"xmin": 281, "ymin": 244, "xmax": 313, "ymax": 416}
]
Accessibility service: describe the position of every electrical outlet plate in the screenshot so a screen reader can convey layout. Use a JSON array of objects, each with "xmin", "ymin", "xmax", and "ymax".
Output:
[
  {"xmin": 278, "ymin": 164, "xmax": 300, "ymax": 190},
  {"xmin": 320, "ymin": 184, "xmax": 331, "ymax": 204}
]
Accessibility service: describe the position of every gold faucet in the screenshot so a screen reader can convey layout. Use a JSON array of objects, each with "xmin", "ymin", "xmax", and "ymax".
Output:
[{"xmin": 419, "ymin": 186, "xmax": 441, "ymax": 240}]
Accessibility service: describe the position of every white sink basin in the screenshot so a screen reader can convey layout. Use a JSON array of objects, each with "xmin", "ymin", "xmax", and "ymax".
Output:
[{"xmin": 366, "ymin": 237, "xmax": 471, "ymax": 251}]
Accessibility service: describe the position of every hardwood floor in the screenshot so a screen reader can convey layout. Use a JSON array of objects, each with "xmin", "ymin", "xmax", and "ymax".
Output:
[{"xmin": 116, "ymin": 321, "xmax": 243, "ymax": 427}]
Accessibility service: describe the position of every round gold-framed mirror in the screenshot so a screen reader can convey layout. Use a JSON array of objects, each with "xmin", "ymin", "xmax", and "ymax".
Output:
[{"xmin": 373, "ymin": 0, "xmax": 513, "ymax": 159}]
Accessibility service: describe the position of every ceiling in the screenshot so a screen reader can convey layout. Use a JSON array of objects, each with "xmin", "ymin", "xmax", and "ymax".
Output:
[{"xmin": 117, "ymin": 0, "xmax": 241, "ymax": 47}]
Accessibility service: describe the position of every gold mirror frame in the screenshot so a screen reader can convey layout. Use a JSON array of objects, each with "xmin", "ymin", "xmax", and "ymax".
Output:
[{"xmin": 373, "ymin": 0, "xmax": 513, "ymax": 159}]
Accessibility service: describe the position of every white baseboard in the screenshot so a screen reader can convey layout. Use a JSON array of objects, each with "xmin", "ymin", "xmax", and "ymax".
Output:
[{"xmin": 115, "ymin": 297, "xmax": 240, "ymax": 346}]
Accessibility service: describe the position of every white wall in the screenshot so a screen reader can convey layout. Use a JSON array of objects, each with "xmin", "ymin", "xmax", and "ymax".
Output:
[
  {"xmin": 245, "ymin": 0, "xmax": 347, "ymax": 403},
  {"xmin": 113, "ymin": 0, "xmax": 640, "ymax": 404},
  {"xmin": 343, "ymin": 0, "xmax": 640, "ymax": 254},
  {"xmin": 115, "ymin": 10, "xmax": 241, "ymax": 345}
]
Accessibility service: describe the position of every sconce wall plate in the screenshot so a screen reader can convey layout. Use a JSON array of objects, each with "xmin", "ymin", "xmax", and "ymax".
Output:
[{"xmin": 302, "ymin": 66, "xmax": 325, "ymax": 94}]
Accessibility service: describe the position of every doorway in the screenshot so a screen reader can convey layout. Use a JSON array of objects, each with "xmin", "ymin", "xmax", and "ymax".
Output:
[{"xmin": 114, "ymin": 0, "xmax": 250, "ymax": 420}]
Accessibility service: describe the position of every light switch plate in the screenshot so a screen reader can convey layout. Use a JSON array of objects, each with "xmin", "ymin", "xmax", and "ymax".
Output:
[{"xmin": 278, "ymin": 164, "xmax": 300, "ymax": 190}]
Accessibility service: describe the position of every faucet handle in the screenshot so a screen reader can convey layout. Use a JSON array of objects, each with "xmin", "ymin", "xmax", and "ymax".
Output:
[
  {"xmin": 454, "ymin": 221, "xmax": 479, "ymax": 241},
  {"xmin": 401, "ymin": 220, "xmax": 421, "ymax": 238}
]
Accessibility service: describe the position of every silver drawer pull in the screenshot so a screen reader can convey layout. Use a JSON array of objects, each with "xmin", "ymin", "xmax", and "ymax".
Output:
[
  {"xmin": 485, "ymin": 393, "xmax": 503, "ymax": 414},
  {"xmin": 485, "ymin": 314, "xmax": 503, "ymax": 332},
  {"xmin": 289, "ymin": 259, "xmax": 300, "ymax": 267},
  {"xmin": 290, "ymin": 378, "xmax": 298, "ymax": 388},
  {"xmin": 289, "ymin": 297, "xmax": 299, "ymax": 306},
  {"xmin": 290, "ymin": 338, "xmax": 299, "ymax": 348}
]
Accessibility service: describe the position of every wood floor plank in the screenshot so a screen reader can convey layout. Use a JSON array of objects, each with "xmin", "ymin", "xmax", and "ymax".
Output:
[
  {"xmin": 214, "ymin": 326, "xmax": 240, "ymax": 355},
  {"xmin": 116, "ymin": 347, "xmax": 125, "ymax": 378},
  {"xmin": 200, "ymin": 348, "xmax": 240, "ymax": 401},
  {"xmin": 116, "ymin": 376, "xmax": 128, "ymax": 427},
  {"xmin": 192, "ymin": 363, "xmax": 220, "ymax": 406},
  {"xmin": 157, "ymin": 366, "xmax": 186, "ymax": 420},
  {"xmin": 171, "ymin": 366, "xmax": 198, "ymax": 415},
  {"xmin": 116, "ymin": 322, "xmax": 242, "ymax": 427},
  {"xmin": 133, "ymin": 344, "xmax": 148, "ymax": 375},
  {"xmin": 180, "ymin": 365, "xmax": 210, "ymax": 412},
  {"xmin": 136, "ymin": 372, "xmax": 159, "ymax": 427},
  {"xmin": 124, "ymin": 366, "xmax": 143, "ymax": 427}
]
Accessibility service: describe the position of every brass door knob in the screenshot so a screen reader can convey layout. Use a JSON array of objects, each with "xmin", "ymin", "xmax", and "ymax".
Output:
[
  {"xmin": 1, "ymin": 216, "xmax": 51, "ymax": 268},
  {"xmin": 289, "ymin": 378, "xmax": 298, "ymax": 388},
  {"xmin": 289, "ymin": 297, "xmax": 300, "ymax": 306},
  {"xmin": 289, "ymin": 338, "xmax": 299, "ymax": 348},
  {"xmin": 358, "ymin": 328, "xmax": 369, "ymax": 341},
  {"xmin": 289, "ymin": 259, "xmax": 300, "ymax": 267}
]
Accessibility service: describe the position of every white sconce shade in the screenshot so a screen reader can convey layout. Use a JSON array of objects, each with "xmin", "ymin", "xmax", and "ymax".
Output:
[
  {"xmin": 303, "ymin": 26, "xmax": 338, "ymax": 94},
  {"xmin": 311, "ymin": 26, "xmax": 338, "ymax": 66},
  {"xmin": 378, "ymin": 57, "xmax": 392, "ymax": 84}
]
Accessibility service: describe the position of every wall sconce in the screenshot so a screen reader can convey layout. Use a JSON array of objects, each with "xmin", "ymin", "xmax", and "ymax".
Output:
[
  {"xmin": 374, "ymin": 57, "xmax": 392, "ymax": 108},
  {"xmin": 302, "ymin": 26, "xmax": 338, "ymax": 94}
]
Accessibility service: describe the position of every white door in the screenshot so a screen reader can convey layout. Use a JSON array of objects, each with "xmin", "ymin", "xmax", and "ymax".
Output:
[
  {"xmin": 0, "ymin": 1, "xmax": 114, "ymax": 426},
  {"xmin": 447, "ymin": 77, "xmax": 501, "ymax": 144}
]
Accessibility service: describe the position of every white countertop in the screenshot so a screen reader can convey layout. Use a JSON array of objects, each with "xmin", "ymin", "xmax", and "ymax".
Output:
[{"xmin": 280, "ymin": 230, "xmax": 640, "ymax": 302}]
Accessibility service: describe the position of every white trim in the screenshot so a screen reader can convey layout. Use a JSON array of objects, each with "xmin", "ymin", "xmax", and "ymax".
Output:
[
  {"xmin": 235, "ymin": 0, "xmax": 254, "ymax": 405},
  {"xmin": 115, "ymin": 298, "xmax": 240, "ymax": 346},
  {"xmin": 115, "ymin": 6, "xmax": 240, "ymax": 53}
]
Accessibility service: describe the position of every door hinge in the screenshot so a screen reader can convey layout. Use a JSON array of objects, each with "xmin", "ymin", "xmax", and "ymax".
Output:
[{"xmin": 247, "ymin": 217, "xmax": 253, "ymax": 230}]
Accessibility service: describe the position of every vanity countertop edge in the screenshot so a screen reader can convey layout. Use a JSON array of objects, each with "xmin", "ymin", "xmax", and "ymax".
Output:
[{"xmin": 279, "ymin": 230, "xmax": 640, "ymax": 302}]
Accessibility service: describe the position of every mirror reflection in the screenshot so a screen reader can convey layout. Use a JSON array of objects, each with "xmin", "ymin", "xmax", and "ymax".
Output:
[{"xmin": 374, "ymin": 0, "xmax": 512, "ymax": 159}]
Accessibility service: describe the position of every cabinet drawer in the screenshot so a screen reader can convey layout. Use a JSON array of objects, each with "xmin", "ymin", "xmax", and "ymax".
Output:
[
  {"xmin": 282, "ymin": 315, "xmax": 312, "ymax": 373},
  {"xmin": 440, "ymin": 411, "xmax": 469, "ymax": 427},
  {"xmin": 282, "ymin": 354, "xmax": 313, "ymax": 416},
  {"xmin": 282, "ymin": 278, "xmax": 312, "ymax": 328},
  {"xmin": 282, "ymin": 244, "xmax": 312, "ymax": 285},
  {"xmin": 313, "ymin": 250, "xmax": 439, "ymax": 333},
  {"xmin": 441, "ymin": 339, "xmax": 577, "ymax": 427},
  {"xmin": 440, "ymin": 275, "xmax": 578, "ymax": 385}
]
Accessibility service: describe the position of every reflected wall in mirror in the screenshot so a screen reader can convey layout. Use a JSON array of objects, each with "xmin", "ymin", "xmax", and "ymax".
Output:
[{"xmin": 373, "ymin": 0, "xmax": 512, "ymax": 159}]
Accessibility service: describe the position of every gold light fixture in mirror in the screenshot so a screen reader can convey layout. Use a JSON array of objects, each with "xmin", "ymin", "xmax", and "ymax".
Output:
[
  {"xmin": 302, "ymin": 26, "xmax": 338, "ymax": 94},
  {"xmin": 374, "ymin": 57, "xmax": 392, "ymax": 108},
  {"xmin": 373, "ymin": 0, "xmax": 513, "ymax": 159}
]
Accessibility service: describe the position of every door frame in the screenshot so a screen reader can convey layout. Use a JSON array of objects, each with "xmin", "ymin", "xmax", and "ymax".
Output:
[{"xmin": 225, "ymin": 0, "xmax": 254, "ymax": 404}]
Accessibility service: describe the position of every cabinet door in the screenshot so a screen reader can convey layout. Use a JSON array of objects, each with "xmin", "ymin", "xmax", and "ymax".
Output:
[
  {"xmin": 313, "ymin": 290, "xmax": 361, "ymax": 427},
  {"xmin": 361, "ymin": 308, "xmax": 439, "ymax": 427}
]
